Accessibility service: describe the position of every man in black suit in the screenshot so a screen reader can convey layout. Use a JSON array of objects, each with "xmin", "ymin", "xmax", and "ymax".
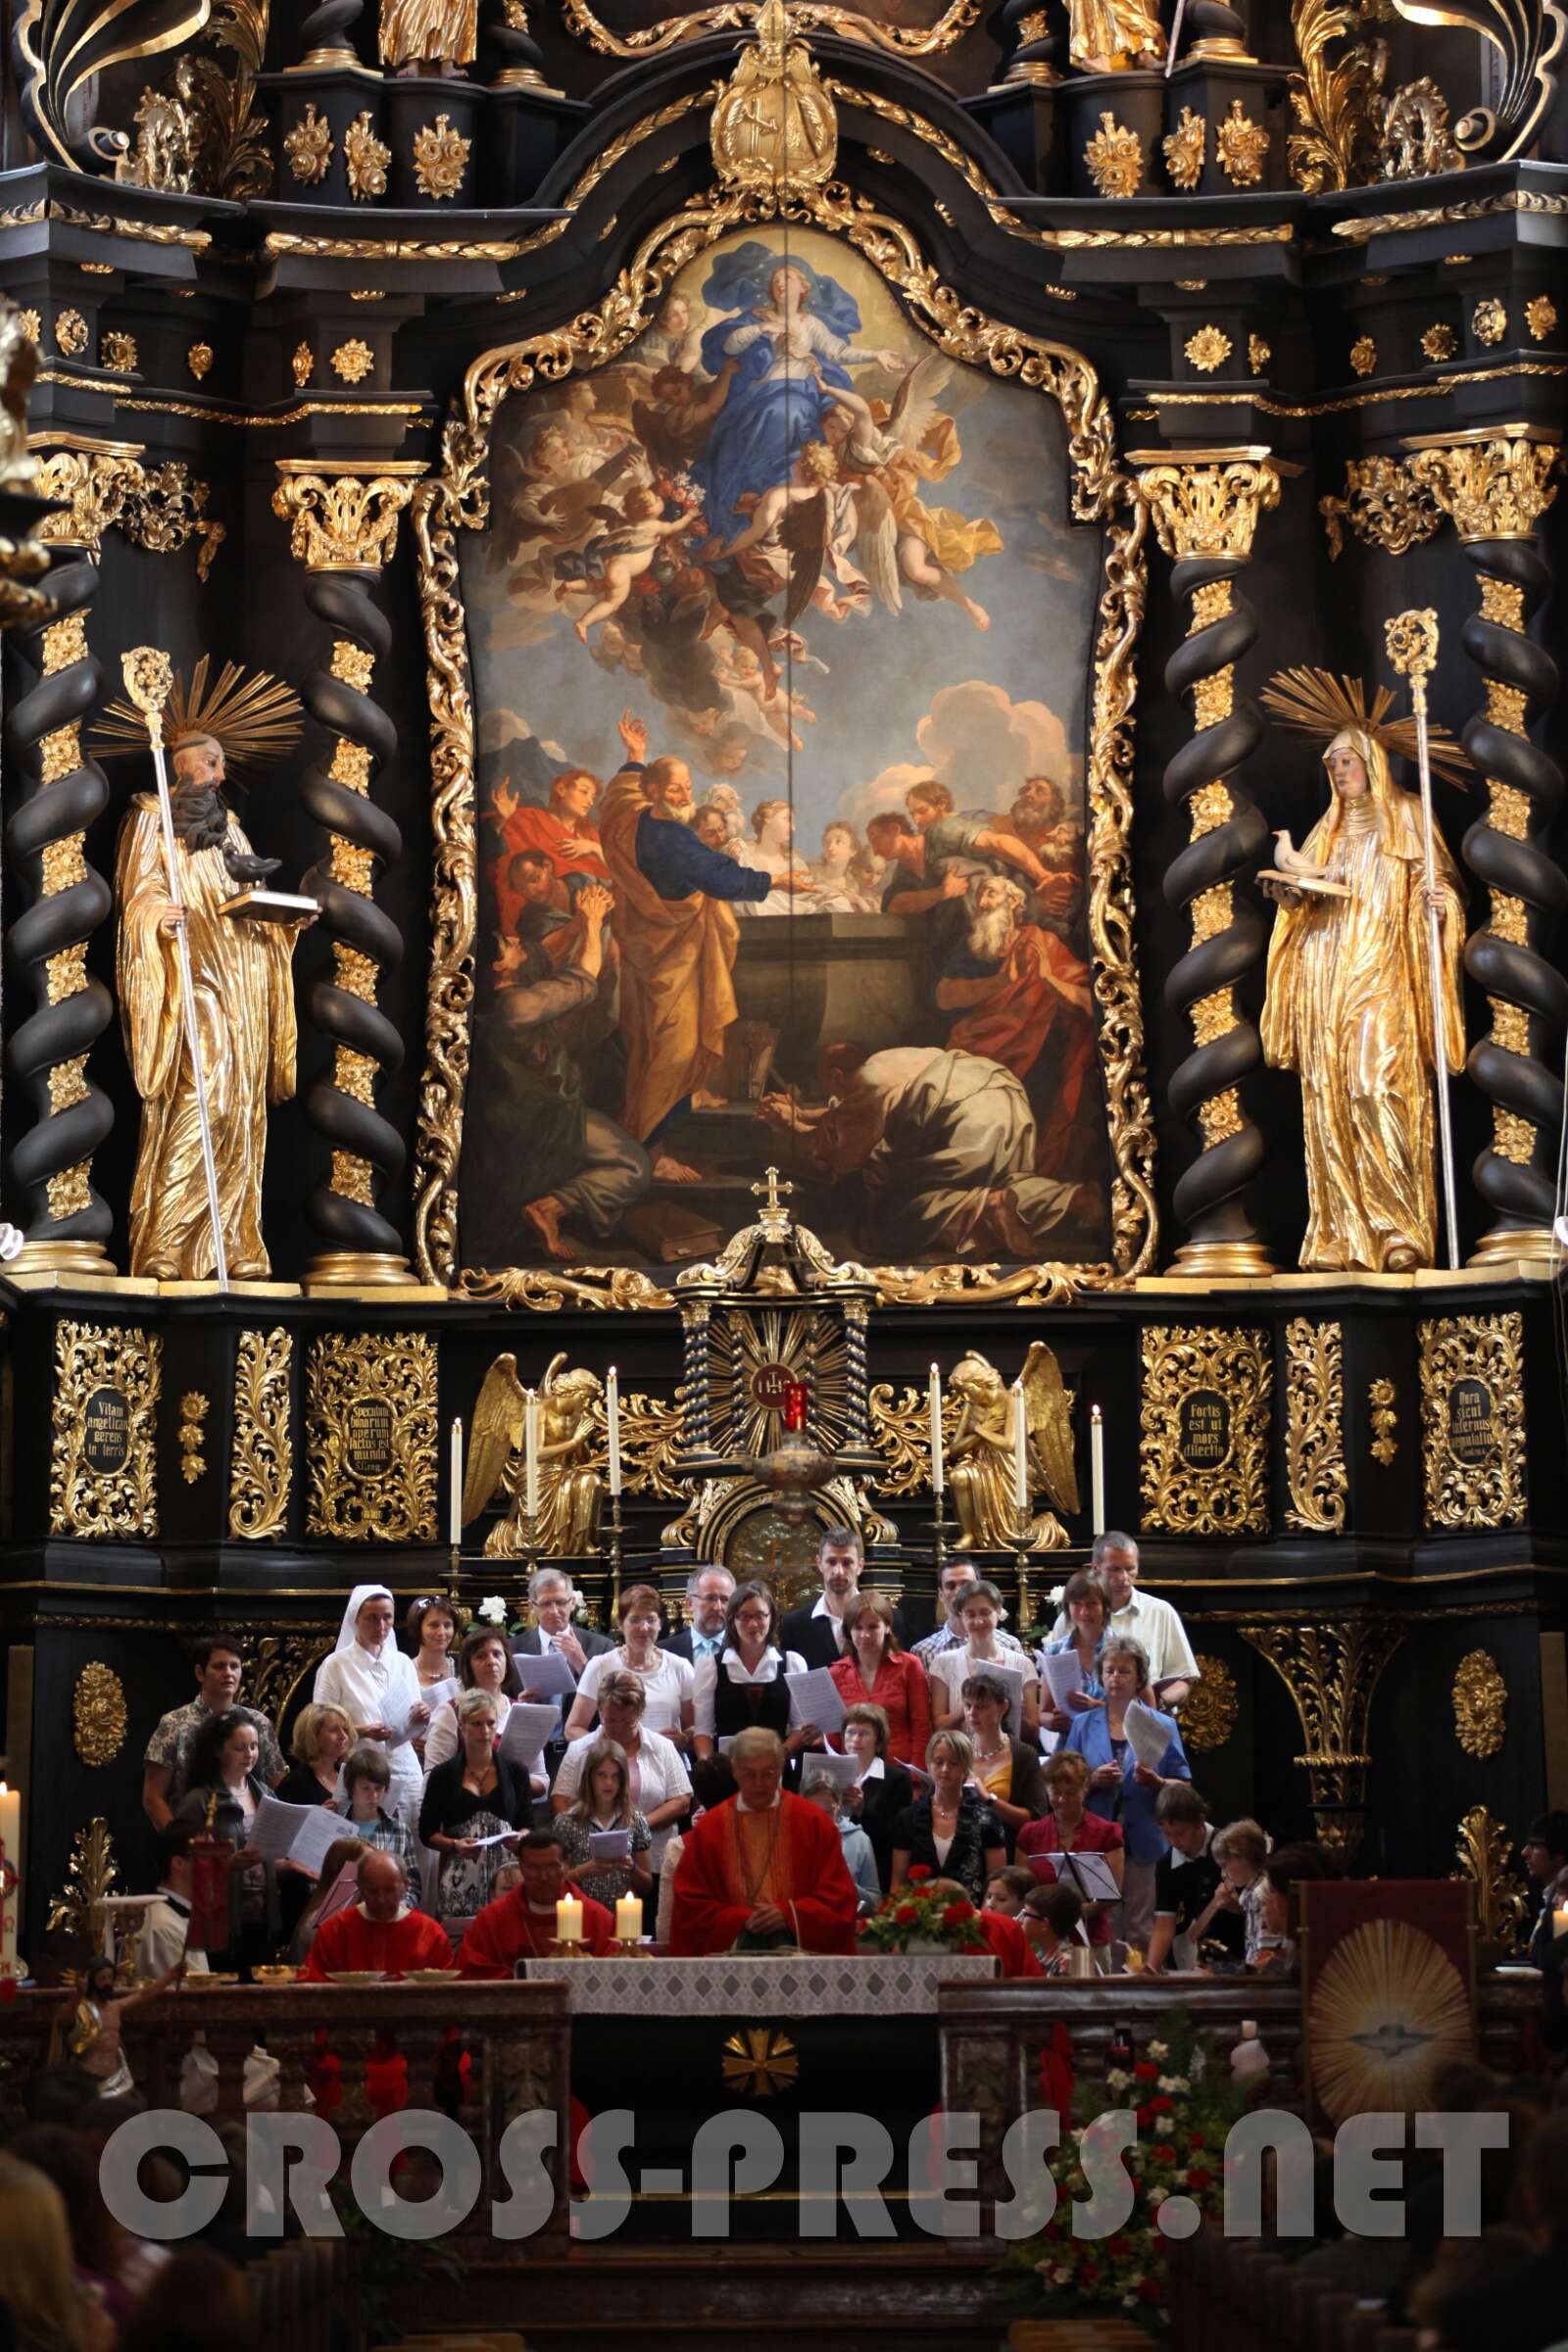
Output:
[
  {"xmin": 514, "ymin": 1567, "xmax": 614, "ymax": 1779},
  {"xmin": 780, "ymin": 1527, "xmax": 868, "ymax": 1669},
  {"xmin": 663, "ymin": 1564, "xmax": 735, "ymax": 1668}
]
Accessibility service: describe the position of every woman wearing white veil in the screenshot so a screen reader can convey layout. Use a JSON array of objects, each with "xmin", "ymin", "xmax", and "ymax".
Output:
[{"xmin": 313, "ymin": 1584, "xmax": 428, "ymax": 1827}]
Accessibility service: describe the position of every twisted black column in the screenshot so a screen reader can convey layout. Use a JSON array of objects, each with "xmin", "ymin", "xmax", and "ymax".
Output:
[
  {"xmin": 273, "ymin": 465, "xmax": 418, "ymax": 1287},
  {"xmin": 1408, "ymin": 433, "xmax": 1565, "ymax": 1261},
  {"xmin": 3, "ymin": 554, "xmax": 116, "ymax": 1271},
  {"xmin": 1138, "ymin": 456, "xmax": 1280, "ymax": 1275}
]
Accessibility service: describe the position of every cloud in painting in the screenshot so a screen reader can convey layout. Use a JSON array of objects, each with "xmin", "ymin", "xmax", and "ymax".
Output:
[
  {"xmin": 837, "ymin": 679, "xmax": 1078, "ymax": 829},
  {"xmin": 478, "ymin": 708, "xmax": 533, "ymax": 756}
]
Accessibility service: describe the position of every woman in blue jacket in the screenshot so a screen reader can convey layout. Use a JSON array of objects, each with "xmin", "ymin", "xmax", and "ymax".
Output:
[{"xmin": 1063, "ymin": 1634, "xmax": 1189, "ymax": 1954}]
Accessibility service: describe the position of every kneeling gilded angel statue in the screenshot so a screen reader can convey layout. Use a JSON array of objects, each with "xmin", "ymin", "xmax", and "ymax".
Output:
[{"xmin": 949, "ymin": 1344, "xmax": 1078, "ymax": 1552}]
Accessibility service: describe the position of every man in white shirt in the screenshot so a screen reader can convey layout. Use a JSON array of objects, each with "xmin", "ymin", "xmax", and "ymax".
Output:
[
  {"xmin": 1052, "ymin": 1532, "xmax": 1198, "ymax": 1705},
  {"xmin": 135, "ymin": 1827, "xmax": 210, "ymax": 1979},
  {"xmin": 779, "ymin": 1526, "xmax": 863, "ymax": 1666},
  {"xmin": 910, "ymin": 1559, "xmax": 1028, "ymax": 1669}
]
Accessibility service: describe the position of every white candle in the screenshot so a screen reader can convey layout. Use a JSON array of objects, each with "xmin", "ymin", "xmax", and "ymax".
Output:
[
  {"xmin": 0, "ymin": 1783, "xmax": 20, "ymax": 1977},
  {"xmin": 449, "ymin": 1417, "xmax": 464, "ymax": 1550},
  {"xmin": 1091, "ymin": 1403, "xmax": 1105, "ymax": 1537},
  {"xmin": 929, "ymin": 1365, "xmax": 944, "ymax": 1496},
  {"xmin": 615, "ymin": 1893, "xmax": 643, "ymax": 1942},
  {"xmin": 1011, "ymin": 1381, "xmax": 1029, "ymax": 1518},
  {"xmin": 1554, "ymin": 1904, "xmax": 1568, "ymax": 1940},
  {"xmin": 606, "ymin": 1367, "xmax": 622, "ymax": 1499},
  {"xmin": 524, "ymin": 1390, "xmax": 540, "ymax": 1520},
  {"xmin": 556, "ymin": 1894, "xmax": 583, "ymax": 1945}
]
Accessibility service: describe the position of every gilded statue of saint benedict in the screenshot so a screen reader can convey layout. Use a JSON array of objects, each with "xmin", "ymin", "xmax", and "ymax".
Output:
[
  {"xmin": 109, "ymin": 669, "xmax": 307, "ymax": 1281},
  {"xmin": 1259, "ymin": 717, "xmax": 1466, "ymax": 1273}
]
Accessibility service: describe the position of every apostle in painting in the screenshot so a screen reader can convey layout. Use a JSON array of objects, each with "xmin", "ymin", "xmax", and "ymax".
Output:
[
  {"xmin": 115, "ymin": 729, "xmax": 303, "ymax": 1280},
  {"xmin": 489, "ymin": 765, "xmax": 611, "ymax": 939},
  {"xmin": 937, "ymin": 875, "xmax": 1095, "ymax": 1099},
  {"xmin": 759, "ymin": 1044, "xmax": 1093, "ymax": 1259},
  {"xmin": 599, "ymin": 711, "xmax": 810, "ymax": 1182},
  {"xmin": 1260, "ymin": 725, "xmax": 1464, "ymax": 1272},
  {"xmin": 668, "ymin": 1728, "xmax": 859, "ymax": 1955}
]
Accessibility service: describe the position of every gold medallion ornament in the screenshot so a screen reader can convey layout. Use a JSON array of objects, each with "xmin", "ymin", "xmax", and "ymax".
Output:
[
  {"xmin": 102, "ymin": 332, "xmax": 138, "ymax": 374},
  {"xmin": 1216, "ymin": 99, "xmax": 1268, "ymax": 186},
  {"xmin": 411, "ymin": 115, "xmax": 470, "ymax": 201},
  {"xmin": 187, "ymin": 341, "xmax": 214, "ymax": 381},
  {"xmin": 1139, "ymin": 1325, "xmax": 1270, "ymax": 1537},
  {"xmin": 1183, "ymin": 324, "xmax": 1232, "ymax": 373},
  {"xmin": 54, "ymin": 309, "xmax": 88, "ymax": 357},
  {"xmin": 1349, "ymin": 334, "xmax": 1376, "ymax": 375},
  {"xmin": 345, "ymin": 113, "xmax": 391, "ymax": 201},
  {"xmin": 306, "ymin": 1331, "xmax": 438, "ymax": 1543},
  {"xmin": 178, "ymin": 1391, "xmax": 209, "ymax": 1485},
  {"xmin": 1084, "ymin": 113, "xmax": 1143, "ymax": 198},
  {"xmin": 1420, "ymin": 323, "xmax": 1457, "ymax": 363},
  {"xmin": 73, "ymin": 1664, "xmax": 127, "ymax": 1767},
  {"xmin": 1526, "ymin": 295, "xmax": 1558, "ymax": 342},
  {"xmin": 17, "ymin": 307, "xmax": 41, "ymax": 344},
  {"xmin": 1418, "ymin": 1312, "xmax": 1526, "ymax": 1530},
  {"xmin": 50, "ymin": 1320, "xmax": 161, "ymax": 1539},
  {"xmin": 710, "ymin": 0, "xmax": 837, "ymax": 194},
  {"xmin": 721, "ymin": 2027, "xmax": 799, "ymax": 2098},
  {"xmin": 1368, "ymin": 1377, "xmax": 1397, "ymax": 1465},
  {"xmin": 291, "ymin": 342, "xmax": 314, "ymax": 388},
  {"xmin": 1318, "ymin": 457, "xmax": 1444, "ymax": 561},
  {"xmin": 1451, "ymin": 1648, "xmax": 1506, "ymax": 1759},
  {"xmin": 1471, "ymin": 297, "xmax": 1507, "ymax": 347},
  {"xmin": 1284, "ymin": 1319, "xmax": 1348, "ymax": 1535},
  {"xmin": 1163, "ymin": 108, "xmax": 1205, "ymax": 188},
  {"xmin": 284, "ymin": 104, "xmax": 333, "ymax": 185},
  {"xmin": 1181, "ymin": 1654, "xmax": 1238, "ymax": 1751},
  {"xmin": 331, "ymin": 339, "xmax": 374, "ymax": 385},
  {"xmin": 229, "ymin": 1327, "xmax": 293, "ymax": 1542}
]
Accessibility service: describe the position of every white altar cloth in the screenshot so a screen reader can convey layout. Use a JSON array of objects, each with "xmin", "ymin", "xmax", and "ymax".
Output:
[{"xmin": 517, "ymin": 1952, "xmax": 999, "ymax": 2016}]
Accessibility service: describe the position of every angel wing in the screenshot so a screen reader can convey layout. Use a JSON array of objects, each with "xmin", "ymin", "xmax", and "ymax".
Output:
[
  {"xmin": 540, "ymin": 1350, "xmax": 568, "ymax": 1395},
  {"xmin": 884, "ymin": 352, "xmax": 956, "ymax": 453},
  {"xmin": 462, "ymin": 1353, "xmax": 528, "ymax": 1524},
  {"xmin": 1020, "ymin": 1340, "xmax": 1079, "ymax": 1515},
  {"xmin": 852, "ymin": 475, "xmax": 902, "ymax": 615}
]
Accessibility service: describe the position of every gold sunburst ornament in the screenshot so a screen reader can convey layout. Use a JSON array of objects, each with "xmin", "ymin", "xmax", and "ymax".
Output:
[
  {"xmin": 1307, "ymin": 1917, "xmax": 1473, "ymax": 2123},
  {"xmin": 1260, "ymin": 665, "xmax": 1471, "ymax": 788},
  {"xmin": 1184, "ymin": 324, "xmax": 1233, "ymax": 373},
  {"xmin": 721, "ymin": 2026, "xmax": 799, "ymax": 2098},
  {"xmin": 93, "ymin": 654, "xmax": 303, "ymax": 773}
]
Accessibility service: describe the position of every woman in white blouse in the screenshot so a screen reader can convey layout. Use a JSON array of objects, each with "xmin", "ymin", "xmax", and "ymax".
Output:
[
  {"xmin": 424, "ymin": 1626, "xmax": 552, "ymax": 1799},
  {"xmin": 312, "ymin": 1583, "xmax": 428, "ymax": 1826},
  {"xmin": 564, "ymin": 1585, "xmax": 696, "ymax": 1750},
  {"xmin": 928, "ymin": 1579, "xmax": 1041, "ymax": 1740},
  {"xmin": 551, "ymin": 1670, "xmax": 692, "ymax": 1873},
  {"xmin": 690, "ymin": 1580, "xmax": 814, "ymax": 1764}
]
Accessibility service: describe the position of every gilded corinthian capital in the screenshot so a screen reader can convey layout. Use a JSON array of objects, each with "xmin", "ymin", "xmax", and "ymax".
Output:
[
  {"xmin": 1404, "ymin": 428, "xmax": 1561, "ymax": 544},
  {"xmin": 1130, "ymin": 447, "xmax": 1285, "ymax": 564},
  {"xmin": 34, "ymin": 448, "xmax": 146, "ymax": 557},
  {"xmin": 270, "ymin": 464, "xmax": 422, "ymax": 572}
]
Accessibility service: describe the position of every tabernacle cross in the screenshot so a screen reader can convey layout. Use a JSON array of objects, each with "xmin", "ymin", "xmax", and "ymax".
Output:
[{"xmin": 753, "ymin": 1166, "xmax": 794, "ymax": 1215}]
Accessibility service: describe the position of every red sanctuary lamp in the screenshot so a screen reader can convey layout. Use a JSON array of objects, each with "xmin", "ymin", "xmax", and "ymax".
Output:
[{"xmin": 783, "ymin": 1380, "xmax": 809, "ymax": 1431}]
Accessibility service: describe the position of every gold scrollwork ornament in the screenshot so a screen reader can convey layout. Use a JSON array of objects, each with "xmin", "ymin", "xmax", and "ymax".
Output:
[
  {"xmin": 284, "ymin": 103, "xmax": 333, "ymax": 185},
  {"xmin": 345, "ymin": 112, "xmax": 391, "ymax": 201},
  {"xmin": 306, "ymin": 1331, "xmax": 438, "ymax": 1543},
  {"xmin": 50, "ymin": 1320, "xmax": 161, "ymax": 1539},
  {"xmin": 1284, "ymin": 1318, "xmax": 1348, "ymax": 1535},
  {"xmin": 1084, "ymin": 113, "xmax": 1143, "ymax": 199},
  {"xmin": 73, "ymin": 1664, "xmax": 128, "ymax": 1767},
  {"xmin": 1451, "ymin": 1647, "xmax": 1506, "ymax": 1758},
  {"xmin": 411, "ymin": 114, "xmax": 470, "ymax": 201},
  {"xmin": 1453, "ymin": 1805, "xmax": 1530, "ymax": 1954},
  {"xmin": 1140, "ymin": 1325, "xmax": 1270, "ymax": 1537},
  {"xmin": 1215, "ymin": 99, "xmax": 1268, "ymax": 186},
  {"xmin": 178, "ymin": 1391, "xmax": 209, "ymax": 1485},
  {"xmin": 229, "ymin": 1327, "xmax": 292, "ymax": 1541},
  {"xmin": 1319, "ymin": 457, "xmax": 1444, "ymax": 561},
  {"xmin": 1163, "ymin": 108, "xmax": 1206, "ymax": 190},
  {"xmin": 1418, "ymin": 1311, "xmax": 1526, "ymax": 1530},
  {"xmin": 1368, "ymin": 1377, "xmax": 1397, "ymax": 1465},
  {"xmin": 1181, "ymin": 1653, "xmax": 1238, "ymax": 1751},
  {"xmin": 710, "ymin": 0, "xmax": 837, "ymax": 194}
]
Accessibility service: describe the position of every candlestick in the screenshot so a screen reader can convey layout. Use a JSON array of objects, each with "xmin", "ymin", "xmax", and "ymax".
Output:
[
  {"xmin": 449, "ymin": 1417, "xmax": 464, "ymax": 1551},
  {"xmin": 615, "ymin": 1893, "xmax": 643, "ymax": 1946},
  {"xmin": 929, "ymin": 1364, "xmax": 944, "ymax": 1495},
  {"xmin": 606, "ymin": 1366, "xmax": 622, "ymax": 1498},
  {"xmin": 1011, "ymin": 1379, "xmax": 1029, "ymax": 1517},
  {"xmin": 556, "ymin": 1894, "xmax": 583, "ymax": 1945},
  {"xmin": 0, "ymin": 1782, "xmax": 21, "ymax": 1981},
  {"xmin": 524, "ymin": 1390, "xmax": 540, "ymax": 1520},
  {"xmin": 1091, "ymin": 1403, "xmax": 1105, "ymax": 1537}
]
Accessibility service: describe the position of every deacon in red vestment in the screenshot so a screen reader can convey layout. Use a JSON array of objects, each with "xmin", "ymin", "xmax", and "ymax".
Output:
[
  {"xmin": 459, "ymin": 1834, "xmax": 616, "ymax": 1976},
  {"xmin": 668, "ymin": 1728, "xmax": 859, "ymax": 1957},
  {"xmin": 298, "ymin": 1851, "xmax": 455, "ymax": 1981}
]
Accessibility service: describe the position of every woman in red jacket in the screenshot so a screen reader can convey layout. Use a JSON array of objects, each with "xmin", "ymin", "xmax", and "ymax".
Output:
[{"xmin": 828, "ymin": 1592, "xmax": 932, "ymax": 1770}]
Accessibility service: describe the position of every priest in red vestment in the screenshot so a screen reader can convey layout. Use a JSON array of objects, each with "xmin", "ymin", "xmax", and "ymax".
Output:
[
  {"xmin": 668, "ymin": 1728, "xmax": 860, "ymax": 1957},
  {"xmin": 459, "ymin": 1834, "xmax": 616, "ymax": 1976},
  {"xmin": 299, "ymin": 1852, "xmax": 455, "ymax": 1981}
]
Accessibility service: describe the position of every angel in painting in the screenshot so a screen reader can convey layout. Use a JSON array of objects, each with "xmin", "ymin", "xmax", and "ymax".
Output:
[{"xmin": 948, "ymin": 1343, "xmax": 1078, "ymax": 1552}]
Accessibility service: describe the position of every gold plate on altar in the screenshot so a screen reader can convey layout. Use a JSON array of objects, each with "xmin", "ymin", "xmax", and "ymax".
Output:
[{"xmin": 399, "ymin": 1969, "xmax": 460, "ymax": 1984}]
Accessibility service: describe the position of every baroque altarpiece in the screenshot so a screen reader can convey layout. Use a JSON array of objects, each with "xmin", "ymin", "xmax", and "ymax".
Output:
[{"xmin": 0, "ymin": 0, "xmax": 1565, "ymax": 1959}]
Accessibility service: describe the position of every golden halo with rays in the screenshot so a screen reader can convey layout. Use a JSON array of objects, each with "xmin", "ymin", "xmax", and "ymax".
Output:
[
  {"xmin": 1261, "ymin": 666, "xmax": 1472, "ymax": 791},
  {"xmin": 1307, "ymin": 1916, "xmax": 1473, "ymax": 2124},
  {"xmin": 91, "ymin": 655, "xmax": 302, "ymax": 775}
]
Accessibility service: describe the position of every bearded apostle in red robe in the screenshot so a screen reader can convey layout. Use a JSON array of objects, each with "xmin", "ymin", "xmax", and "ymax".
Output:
[
  {"xmin": 668, "ymin": 1729, "xmax": 860, "ymax": 1957},
  {"xmin": 298, "ymin": 1852, "xmax": 454, "ymax": 1981}
]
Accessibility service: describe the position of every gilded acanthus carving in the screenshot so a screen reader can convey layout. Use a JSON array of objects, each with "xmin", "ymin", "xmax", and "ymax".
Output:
[
  {"xmin": 34, "ymin": 452, "xmax": 223, "ymax": 577},
  {"xmin": 1284, "ymin": 1319, "xmax": 1348, "ymax": 1535},
  {"xmin": 50, "ymin": 1320, "xmax": 161, "ymax": 1540},
  {"xmin": 1240, "ymin": 1613, "xmax": 1403, "ymax": 1860},
  {"xmin": 229, "ymin": 1327, "xmax": 292, "ymax": 1541},
  {"xmin": 1418, "ymin": 1312, "xmax": 1526, "ymax": 1530},
  {"xmin": 1140, "ymin": 1326, "xmax": 1270, "ymax": 1537},
  {"xmin": 1453, "ymin": 1805, "xmax": 1530, "ymax": 1953},
  {"xmin": 1137, "ymin": 457, "xmax": 1284, "ymax": 564},
  {"xmin": 73, "ymin": 1664, "xmax": 128, "ymax": 1767},
  {"xmin": 1406, "ymin": 433, "xmax": 1560, "ymax": 544},
  {"xmin": 1319, "ymin": 457, "xmax": 1444, "ymax": 560},
  {"xmin": 306, "ymin": 1332, "xmax": 438, "ymax": 1544},
  {"xmin": 270, "ymin": 468, "xmax": 417, "ymax": 572},
  {"xmin": 1181, "ymin": 1654, "xmax": 1239, "ymax": 1752}
]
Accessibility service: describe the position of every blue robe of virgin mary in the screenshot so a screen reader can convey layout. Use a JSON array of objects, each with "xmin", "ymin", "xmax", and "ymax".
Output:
[{"xmin": 691, "ymin": 244, "xmax": 865, "ymax": 542}]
